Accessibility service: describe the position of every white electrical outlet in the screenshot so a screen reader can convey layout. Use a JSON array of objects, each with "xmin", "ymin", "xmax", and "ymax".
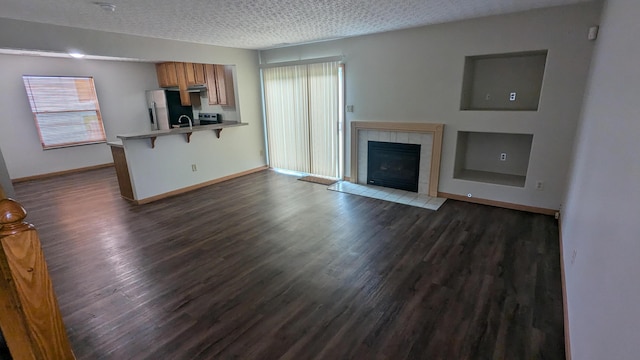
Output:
[
  {"xmin": 485, "ymin": 93, "xmax": 491, "ymax": 101},
  {"xmin": 509, "ymin": 92, "xmax": 517, "ymax": 101},
  {"xmin": 500, "ymin": 153, "xmax": 507, "ymax": 161},
  {"xmin": 535, "ymin": 181, "xmax": 544, "ymax": 190},
  {"xmin": 571, "ymin": 249, "xmax": 577, "ymax": 265},
  {"xmin": 346, "ymin": 105, "xmax": 354, "ymax": 112},
  {"xmin": 588, "ymin": 26, "xmax": 599, "ymax": 41},
  {"xmin": 191, "ymin": 164, "xmax": 197, "ymax": 172}
]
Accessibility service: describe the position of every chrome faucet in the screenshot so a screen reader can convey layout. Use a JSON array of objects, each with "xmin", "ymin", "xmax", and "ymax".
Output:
[{"xmin": 178, "ymin": 115, "xmax": 192, "ymax": 130}]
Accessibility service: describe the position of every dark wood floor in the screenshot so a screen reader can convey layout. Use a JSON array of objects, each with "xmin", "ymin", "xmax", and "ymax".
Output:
[{"xmin": 12, "ymin": 167, "xmax": 564, "ymax": 359}]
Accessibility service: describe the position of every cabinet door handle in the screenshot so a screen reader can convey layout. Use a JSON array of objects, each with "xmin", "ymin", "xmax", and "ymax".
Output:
[{"xmin": 151, "ymin": 101, "xmax": 158, "ymax": 130}]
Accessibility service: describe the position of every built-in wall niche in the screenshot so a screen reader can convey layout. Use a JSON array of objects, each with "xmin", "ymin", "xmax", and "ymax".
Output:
[
  {"xmin": 454, "ymin": 131, "xmax": 533, "ymax": 187},
  {"xmin": 460, "ymin": 50, "xmax": 547, "ymax": 111}
]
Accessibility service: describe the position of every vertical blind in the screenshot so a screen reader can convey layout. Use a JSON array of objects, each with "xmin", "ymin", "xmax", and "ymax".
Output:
[
  {"xmin": 263, "ymin": 61, "xmax": 340, "ymax": 178},
  {"xmin": 23, "ymin": 76, "xmax": 106, "ymax": 149}
]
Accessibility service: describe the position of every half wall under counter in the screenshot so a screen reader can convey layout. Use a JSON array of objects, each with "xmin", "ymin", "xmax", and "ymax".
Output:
[{"xmin": 109, "ymin": 121, "xmax": 267, "ymax": 204}]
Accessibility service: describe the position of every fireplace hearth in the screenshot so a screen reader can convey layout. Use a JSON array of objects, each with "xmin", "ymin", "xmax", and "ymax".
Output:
[{"xmin": 367, "ymin": 141, "xmax": 421, "ymax": 192}]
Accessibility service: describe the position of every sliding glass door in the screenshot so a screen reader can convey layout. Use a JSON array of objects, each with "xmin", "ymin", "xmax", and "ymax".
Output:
[{"xmin": 263, "ymin": 61, "xmax": 342, "ymax": 178}]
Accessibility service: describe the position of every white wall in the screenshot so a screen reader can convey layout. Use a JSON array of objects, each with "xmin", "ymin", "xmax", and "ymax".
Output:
[
  {"xmin": 0, "ymin": 54, "xmax": 158, "ymax": 178},
  {"xmin": 260, "ymin": 3, "xmax": 601, "ymax": 210},
  {"xmin": 562, "ymin": 0, "xmax": 640, "ymax": 358},
  {"xmin": 0, "ymin": 19, "xmax": 266, "ymax": 179}
]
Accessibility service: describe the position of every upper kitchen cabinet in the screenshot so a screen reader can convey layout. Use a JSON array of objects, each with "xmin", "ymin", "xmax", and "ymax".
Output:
[
  {"xmin": 175, "ymin": 63, "xmax": 192, "ymax": 106},
  {"xmin": 182, "ymin": 63, "xmax": 206, "ymax": 86},
  {"xmin": 184, "ymin": 63, "xmax": 206, "ymax": 86},
  {"xmin": 155, "ymin": 62, "xmax": 204, "ymax": 106},
  {"xmin": 157, "ymin": 62, "xmax": 206, "ymax": 89},
  {"xmin": 155, "ymin": 62, "xmax": 179, "ymax": 88},
  {"xmin": 205, "ymin": 64, "xmax": 235, "ymax": 106},
  {"xmin": 155, "ymin": 62, "xmax": 234, "ymax": 107}
]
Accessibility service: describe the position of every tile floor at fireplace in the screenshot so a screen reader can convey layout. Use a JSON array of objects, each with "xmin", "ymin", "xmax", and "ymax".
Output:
[{"xmin": 327, "ymin": 181, "xmax": 446, "ymax": 210}]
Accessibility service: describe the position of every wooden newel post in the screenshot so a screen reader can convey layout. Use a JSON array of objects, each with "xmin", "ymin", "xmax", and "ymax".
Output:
[{"xmin": 0, "ymin": 198, "xmax": 75, "ymax": 359}]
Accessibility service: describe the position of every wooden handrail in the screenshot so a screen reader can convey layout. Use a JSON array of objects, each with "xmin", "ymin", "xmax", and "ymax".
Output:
[{"xmin": 0, "ymin": 198, "xmax": 75, "ymax": 359}]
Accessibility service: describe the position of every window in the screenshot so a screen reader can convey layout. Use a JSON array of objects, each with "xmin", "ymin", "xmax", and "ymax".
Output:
[{"xmin": 22, "ymin": 76, "xmax": 106, "ymax": 149}]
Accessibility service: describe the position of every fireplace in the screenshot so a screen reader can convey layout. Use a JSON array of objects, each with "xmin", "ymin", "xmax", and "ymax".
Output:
[
  {"xmin": 367, "ymin": 141, "xmax": 421, "ymax": 192},
  {"xmin": 351, "ymin": 122, "xmax": 444, "ymax": 196}
]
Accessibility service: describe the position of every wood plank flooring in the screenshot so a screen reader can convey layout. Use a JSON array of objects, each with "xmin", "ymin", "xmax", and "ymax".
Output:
[{"xmin": 11, "ymin": 167, "xmax": 564, "ymax": 359}]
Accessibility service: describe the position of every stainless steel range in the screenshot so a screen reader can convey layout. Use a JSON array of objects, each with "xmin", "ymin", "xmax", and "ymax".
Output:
[{"xmin": 198, "ymin": 112, "xmax": 221, "ymax": 124}]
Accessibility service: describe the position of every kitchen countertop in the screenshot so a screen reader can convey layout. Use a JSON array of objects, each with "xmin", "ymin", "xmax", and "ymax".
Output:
[
  {"xmin": 107, "ymin": 139, "xmax": 123, "ymax": 147},
  {"xmin": 117, "ymin": 121, "xmax": 247, "ymax": 140}
]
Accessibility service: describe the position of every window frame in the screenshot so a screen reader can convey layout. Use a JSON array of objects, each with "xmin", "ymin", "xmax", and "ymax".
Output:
[{"xmin": 22, "ymin": 75, "xmax": 107, "ymax": 150}]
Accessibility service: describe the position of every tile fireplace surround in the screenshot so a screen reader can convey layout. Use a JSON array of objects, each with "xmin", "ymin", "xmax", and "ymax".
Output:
[{"xmin": 350, "ymin": 121, "xmax": 444, "ymax": 197}]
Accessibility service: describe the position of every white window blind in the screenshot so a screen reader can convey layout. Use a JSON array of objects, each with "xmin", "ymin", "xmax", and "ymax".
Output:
[
  {"xmin": 22, "ymin": 76, "xmax": 106, "ymax": 149},
  {"xmin": 263, "ymin": 61, "xmax": 340, "ymax": 178}
]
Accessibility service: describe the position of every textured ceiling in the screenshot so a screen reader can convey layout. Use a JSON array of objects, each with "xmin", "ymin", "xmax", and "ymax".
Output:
[{"xmin": 1, "ymin": 0, "xmax": 592, "ymax": 50}]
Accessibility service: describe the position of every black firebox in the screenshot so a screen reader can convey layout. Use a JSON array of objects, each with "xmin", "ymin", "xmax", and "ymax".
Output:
[{"xmin": 367, "ymin": 141, "xmax": 421, "ymax": 192}]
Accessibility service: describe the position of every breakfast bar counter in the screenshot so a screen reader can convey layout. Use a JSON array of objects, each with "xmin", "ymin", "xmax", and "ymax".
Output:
[
  {"xmin": 108, "ymin": 120, "xmax": 259, "ymax": 204},
  {"xmin": 117, "ymin": 121, "xmax": 247, "ymax": 147}
]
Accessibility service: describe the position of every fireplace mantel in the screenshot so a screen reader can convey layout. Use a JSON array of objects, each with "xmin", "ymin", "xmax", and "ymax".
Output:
[{"xmin": 350, "ymin": 121, "xmax": 444, "ymax": 197}]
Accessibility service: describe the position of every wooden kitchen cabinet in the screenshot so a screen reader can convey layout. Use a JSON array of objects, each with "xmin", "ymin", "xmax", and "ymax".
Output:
[
  {"xmin": 183, "ymin": 63, "xmax": 196, "ymax": 86},
  {"xmin": 221, "ymin": 65, "xmax": 236, "ymax": 106},
  {"xmin": 194, "ymin": 64, "xmax": 206, "ymax": 85},
  {"xmin": 157, "ymin": 62, "xmax": 229, "ymax": 107},
  {"xmin": 183, "ymin": 63, "xmax": 207, "ymax": 86},
  {"xmin": 155, "ymin": 62, "xmax": 179, "ymax": 88},
  {"xmin": 156, "ymin": 62, "xmax": 206, "ymax": 89},
  {"xmin": 176, "ymin": 63, "xmax": 191, "ymax": 105},
  {"xmin": 155, "ymin": 63, "xmax": 169, "ymax": 87},
  {"xmin": 175, "ymin": 63, "xmax": 203, "ymax": 106},
  {"xmin": 205, "ymin": 64, "xmax": 235, "ymax": 106},
  {"xmin": 204, "ymin": 64, "xmax": 218, "ymax": 104}
]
